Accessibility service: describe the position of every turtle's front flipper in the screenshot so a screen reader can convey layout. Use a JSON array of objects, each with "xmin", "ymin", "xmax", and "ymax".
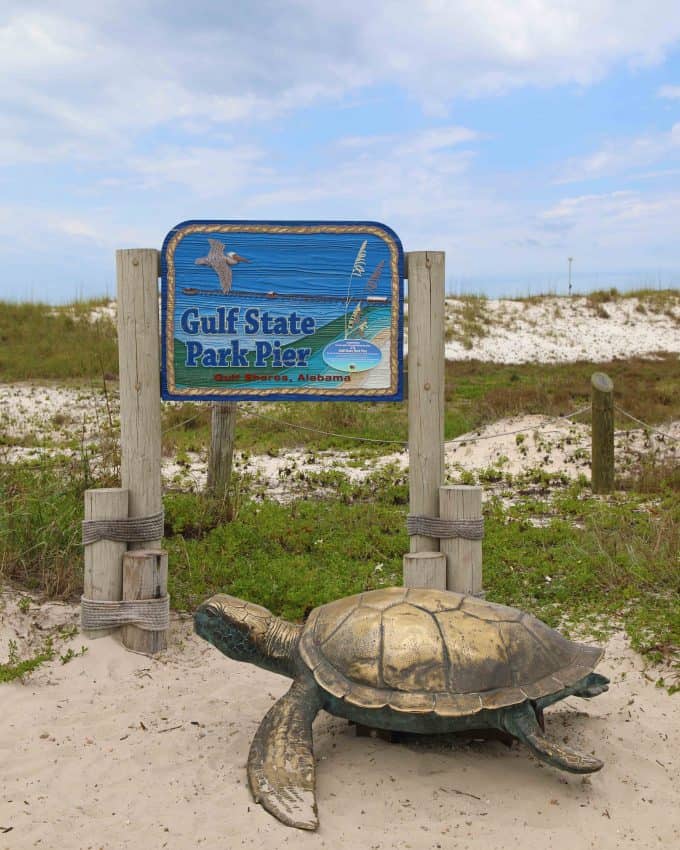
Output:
[
  {"xmin": 503, "ymin": 703, "xmax": 603, "ymax": 774},
  {"xmin": 248, "ymin": 674, "xmax": 322, "ymax": 830}
]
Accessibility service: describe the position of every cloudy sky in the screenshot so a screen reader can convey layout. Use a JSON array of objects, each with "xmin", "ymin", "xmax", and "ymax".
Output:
[{"xmin": 4, "ymin": 1, "xmax": 680, "ymax": 301}]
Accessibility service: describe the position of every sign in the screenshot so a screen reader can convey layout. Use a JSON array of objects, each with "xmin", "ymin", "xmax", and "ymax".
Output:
[{"xmin": 161, "ymin": 221, "xmax": 404, "ymax": 401}]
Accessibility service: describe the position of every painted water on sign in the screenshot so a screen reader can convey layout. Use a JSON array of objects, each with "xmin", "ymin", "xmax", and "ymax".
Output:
[{"xmin": 161, "ymin": 222, "xmax": 403, "ymax": 401}]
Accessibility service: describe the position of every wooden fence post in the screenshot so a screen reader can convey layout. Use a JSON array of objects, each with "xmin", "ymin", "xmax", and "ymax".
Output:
[
  {"xmin": 591, "ymin": 372, "xmax": 614, "ymax": 494},
  {"xmin": 439, "ymin": 485, "xmax": 483, "ymax": 595},
  {"xmin": 403, "ymin": 551, "xmax": 447, "ymax": 589},
  {"xmin": 82, "ymin": 488, "xmax": 128, "ymax": 638},
  {"xmin": 116, "ymin": 249, "xmax": 163, "ymax": 548},
  {"xmin": 122, "ymin": 549, "xmax": 168, "ymax": 655},
  {"xmin": 207, "ymin": 402, "xmax": 238, "ymax": 497},
  {"xmin": 403, "ymin": 252, "xmax": 445, "ymax": 587}
]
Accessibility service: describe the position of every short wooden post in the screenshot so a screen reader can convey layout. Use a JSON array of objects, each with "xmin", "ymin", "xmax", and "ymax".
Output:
[
  {"xmin": 121, "ymin": 549, "xmax": 168, "ymax": 655},
  {"xmin": 403, "ymin": 551, "xmax": 447, "ymax": 589},
  {"xmin": 207, "ymin": 402, "xmax": 238, "ymax": 497},
  {"xmin": 439, "ymin": 485, "xmax": 483, "ymax": 595},
  {"xmin": 405, "ymin": 251, "xmax": 445, "ymax": 566},
  {"xmin": 82, "ymin": 488, "xmax": 128, "ymax": 638},
  {"xmin": 591, "ymin": 372, "xmax": 614, "ymax": 494},
  {"xmin": 116, "ymin": 249, "xmax": 163, "ymax": 548}
]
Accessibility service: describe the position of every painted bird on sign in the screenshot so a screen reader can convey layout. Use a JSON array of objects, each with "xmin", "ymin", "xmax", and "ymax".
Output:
[{"xmin": 195, "ymin": 239, "xmax": 250, "ymax": 294}]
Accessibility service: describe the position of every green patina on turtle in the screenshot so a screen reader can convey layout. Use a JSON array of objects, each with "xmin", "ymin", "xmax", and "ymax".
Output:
[{"xmin": 195, "ymin": 586, "xmax": 609, "ymax": 831}]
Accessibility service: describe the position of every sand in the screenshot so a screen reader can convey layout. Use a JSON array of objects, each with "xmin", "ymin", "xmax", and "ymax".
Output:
[
  {"xmin": 0, "ymin": 595, "xmax": 678, "ymax": 850},
  {"xmin": 440, "ymin": 295, "xmax": 680, "ymax": 363}
]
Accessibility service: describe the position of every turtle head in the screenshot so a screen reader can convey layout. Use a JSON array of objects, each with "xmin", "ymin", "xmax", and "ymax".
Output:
[{"xmin": 194, "ymin": 593, "xmax": 273, "ymax": 666}]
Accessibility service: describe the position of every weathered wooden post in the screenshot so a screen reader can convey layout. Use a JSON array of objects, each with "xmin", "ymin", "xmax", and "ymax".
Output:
[
  {"xmin": 404, "ymin": 252, "xmax": 445, "ymax": 576},
  {"xmin": 591, "ymin": 372, "xmax": 614, "ymax": 494},
  {"xmin": 82, "ymin": 488, "xmax": 128, "ymax": 638},
  {"xmin": 403, "ymin": 551, "xmax": 447, "ymax": 590},
  {"xmin": 207, "ymin": 402, "xmax": 238, "ymax": 497},
  {"xmin": 116, "ymin": 248, "xmax": 163, "ymax": 547},
  {"xmin": 115, "ymin": 248, "xmax": 168, "ymax": 654},
  {"xmin": 81, "ymin": 250, "xmax": 166, "ymax": 647},
  {"xmin": 439, "ymin": 485, "xmax": 483, "ymax": 595},
  {"xmin": 122, "ymin": 550, "xmax": 168, "ymax": 654}
]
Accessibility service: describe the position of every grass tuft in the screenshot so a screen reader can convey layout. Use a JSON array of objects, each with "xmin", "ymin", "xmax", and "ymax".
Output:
[{"xmin": 0, "ymin": 300, "xmax": 118, "ymax": 381}]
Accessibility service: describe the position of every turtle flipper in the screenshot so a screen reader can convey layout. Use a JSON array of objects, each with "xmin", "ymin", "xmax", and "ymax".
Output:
[
  {"xmin": 247, "ymin": 675, "xmax": 322, "ymax": 830},
  {"xmin": 503, "ymin": 703, "xmax": 603, "ymax": 774}
]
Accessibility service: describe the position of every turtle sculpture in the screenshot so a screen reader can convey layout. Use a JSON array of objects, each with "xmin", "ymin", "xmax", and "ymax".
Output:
[{"xmin": 194, "ymin": 586, "xmax": 609, "ymax": 831}]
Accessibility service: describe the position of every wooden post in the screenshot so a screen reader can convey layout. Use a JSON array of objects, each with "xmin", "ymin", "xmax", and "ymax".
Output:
[
  {"xmin": 121, "ymin": 549, "xmax": 168, "ymax": 655},
  {"xmin": 439, "ymin": 485, "xmax": 483, "ymax": 595},
  {"xmin": 116, "ymin": 249, "xmax": 163, "ymax": 549},
  {"xmin": 405, "ymin": 251, "xmax": 445, "ymax": 563},
  {"xmin": 82, "ymin": 488, "xmax": 128, "ymax": 638},
  {"xmin": 403, "ymin": 551, "xmax": 446, "ymax": 589},
  {"xmin": 591, "ymin": 372, "xmax": 614, "ymax": 494},
  {"xmin": 207, "ymin": 402, "xmax": 238, "ymax": 497}
]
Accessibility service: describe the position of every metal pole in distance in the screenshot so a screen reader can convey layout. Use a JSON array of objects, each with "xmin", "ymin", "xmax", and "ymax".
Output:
[
  {"xmin": 116, "ymin": 249, "xmax": 163, "ymax": 549},
  {"xmin": 403, "ymin": 252, "xmax": 445, "ymax": 580},
  {"xmin": 591, "ymin": 371, "xmax": 615, "ymax": 494},
  {"xmin": 568, "ymin": 257, "xmax": 573, "ymax": 296}
]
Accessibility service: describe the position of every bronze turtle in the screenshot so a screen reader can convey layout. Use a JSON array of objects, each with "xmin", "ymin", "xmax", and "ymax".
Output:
[{"xmin": 195, "ymin": 586, "xmax": 609, "ymax": 831}]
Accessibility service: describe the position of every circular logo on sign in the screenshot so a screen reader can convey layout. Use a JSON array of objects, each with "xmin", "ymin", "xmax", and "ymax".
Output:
[{"xmin": 322, "ymin": 339, "xmax": 382, "ymax": 373}]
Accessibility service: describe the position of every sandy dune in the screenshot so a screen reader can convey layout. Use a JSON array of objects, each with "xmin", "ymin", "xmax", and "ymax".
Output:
[{"xmin": 439, "ymin": 295, "xmax": 680, "ymax": 363}]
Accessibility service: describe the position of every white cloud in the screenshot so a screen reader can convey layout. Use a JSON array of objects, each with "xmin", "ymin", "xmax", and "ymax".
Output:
[
  {"xmin": 658, "ymin": 84, "xmax": 680, "ymax": 98},
  {"xmin": 126, "ymin": 144, "xmax": 274, "ymax": 198},
  {"xmin": 244, "ymin": 126, "xmax": 482, "ymax": 214},
  {"xmin": 3, "ymin": 1, "xmax": 680, "ymax": 296},
  {"xmin": 538, "ymin": 189, "xmax": 680, "ymax": 249},
  {"xmin": 3, "ymin": 2, "xmax": 680, "ymax": 166},
  {"xmin": 395, "ymin": 126, "xmax": 481, "ymax": 155},
  {"xmin": 556, "ymin": 124, "xmax": 680, "ymax": 183}
]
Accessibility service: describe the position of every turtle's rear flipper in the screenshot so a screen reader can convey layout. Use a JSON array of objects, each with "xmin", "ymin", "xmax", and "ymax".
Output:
[
  {"xmin": 248, "ymin": 675, "xmax": 322, "ymax": 830},
  {"xmin": 503, "ymin": 703, "xmax": 603, "ymax": 774}
]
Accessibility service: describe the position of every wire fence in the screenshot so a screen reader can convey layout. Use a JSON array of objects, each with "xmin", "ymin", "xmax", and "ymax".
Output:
[{"xmin": 0, "ymin": 389, "xmax": 676, "ymax": 488}]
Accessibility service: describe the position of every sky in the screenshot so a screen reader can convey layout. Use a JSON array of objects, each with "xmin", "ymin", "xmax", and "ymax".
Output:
[{"xmin": 4, "ymin": 1, "xmax": 680, "ymax": 302}]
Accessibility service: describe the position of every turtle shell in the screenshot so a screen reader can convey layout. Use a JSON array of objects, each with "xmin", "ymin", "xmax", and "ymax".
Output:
[{"xmin": 298, "ymin": 587, "xmax": 602, "ymax": 718}]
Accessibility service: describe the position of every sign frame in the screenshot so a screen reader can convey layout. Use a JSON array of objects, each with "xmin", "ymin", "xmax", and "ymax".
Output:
[{"xmin": 161, "ymin": 220, "xmax": 404, "ymax": 403}]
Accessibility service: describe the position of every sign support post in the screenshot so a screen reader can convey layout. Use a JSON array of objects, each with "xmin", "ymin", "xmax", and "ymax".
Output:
[
  {"xmin": 404, "ymin": 251, "xmax": 445, "ymax": 586},
  {"xmin": 116, "ymin": 248, "xmax": 163, "ymax": 550}
]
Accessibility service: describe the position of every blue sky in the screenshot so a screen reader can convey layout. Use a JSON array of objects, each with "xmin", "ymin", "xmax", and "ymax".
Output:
[{"xmin": 4, "ymin": 1, "xmax": 680, "ymax": 301}]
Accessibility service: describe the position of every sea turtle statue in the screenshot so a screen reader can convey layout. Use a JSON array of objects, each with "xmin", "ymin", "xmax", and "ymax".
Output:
[{"xmin": 195, "ymin": 587, "xmax": 609, "ymax": 831}]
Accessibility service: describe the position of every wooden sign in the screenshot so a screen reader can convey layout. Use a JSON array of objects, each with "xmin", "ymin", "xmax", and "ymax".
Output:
[{"xmin": 161, "ymin": 221, "xmax": 404, "ymax": 401}]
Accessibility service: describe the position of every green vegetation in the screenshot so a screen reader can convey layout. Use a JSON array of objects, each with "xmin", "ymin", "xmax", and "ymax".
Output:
[
  {"xmin": 0, "ymin": 628, "xmax": 88, "ymax": 683},
  {"xmin": 0, "ymin": 299, "xmax": 117, "ymax": 381},
  {"xmin": 0, "ymin": 637, "xmax": 54, "ymax": 684},
  {"xmin": 0, "ymin": 460, "xmax": 105, "ymax": 598},
  {"xmin": 1, "ymin": 458, "xmax": 677, "ymax": 684},
  {"xmin": 444, "ymin": 295, "xmax": 490, "ymax": 348}
]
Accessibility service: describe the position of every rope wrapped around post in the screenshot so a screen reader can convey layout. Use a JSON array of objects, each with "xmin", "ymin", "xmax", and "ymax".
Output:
[
  {"xmin": 80, "ymin": 596, "xmax": 170, "ymax": 632},
  {"xmin": 406, "ymin": 514, "xmax": 484, "ymax": 540},
  {"xmin": 81, "ymin": 511, "xmax": 164, "ymax": 546}
]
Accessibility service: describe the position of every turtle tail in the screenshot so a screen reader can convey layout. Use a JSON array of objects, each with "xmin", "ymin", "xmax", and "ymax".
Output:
[{"xmin": 503, "ymin": 703, "xmax": 603, "ymax": 774}]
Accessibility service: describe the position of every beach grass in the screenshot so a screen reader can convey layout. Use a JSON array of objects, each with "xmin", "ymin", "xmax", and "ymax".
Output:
[
  {"xmin": 1, "ymin": 459, "xmax": 677, "ymax": 683},
  {"xmin": 0, "ymin": 299, "xmax": 117, "ymax": 381}
]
